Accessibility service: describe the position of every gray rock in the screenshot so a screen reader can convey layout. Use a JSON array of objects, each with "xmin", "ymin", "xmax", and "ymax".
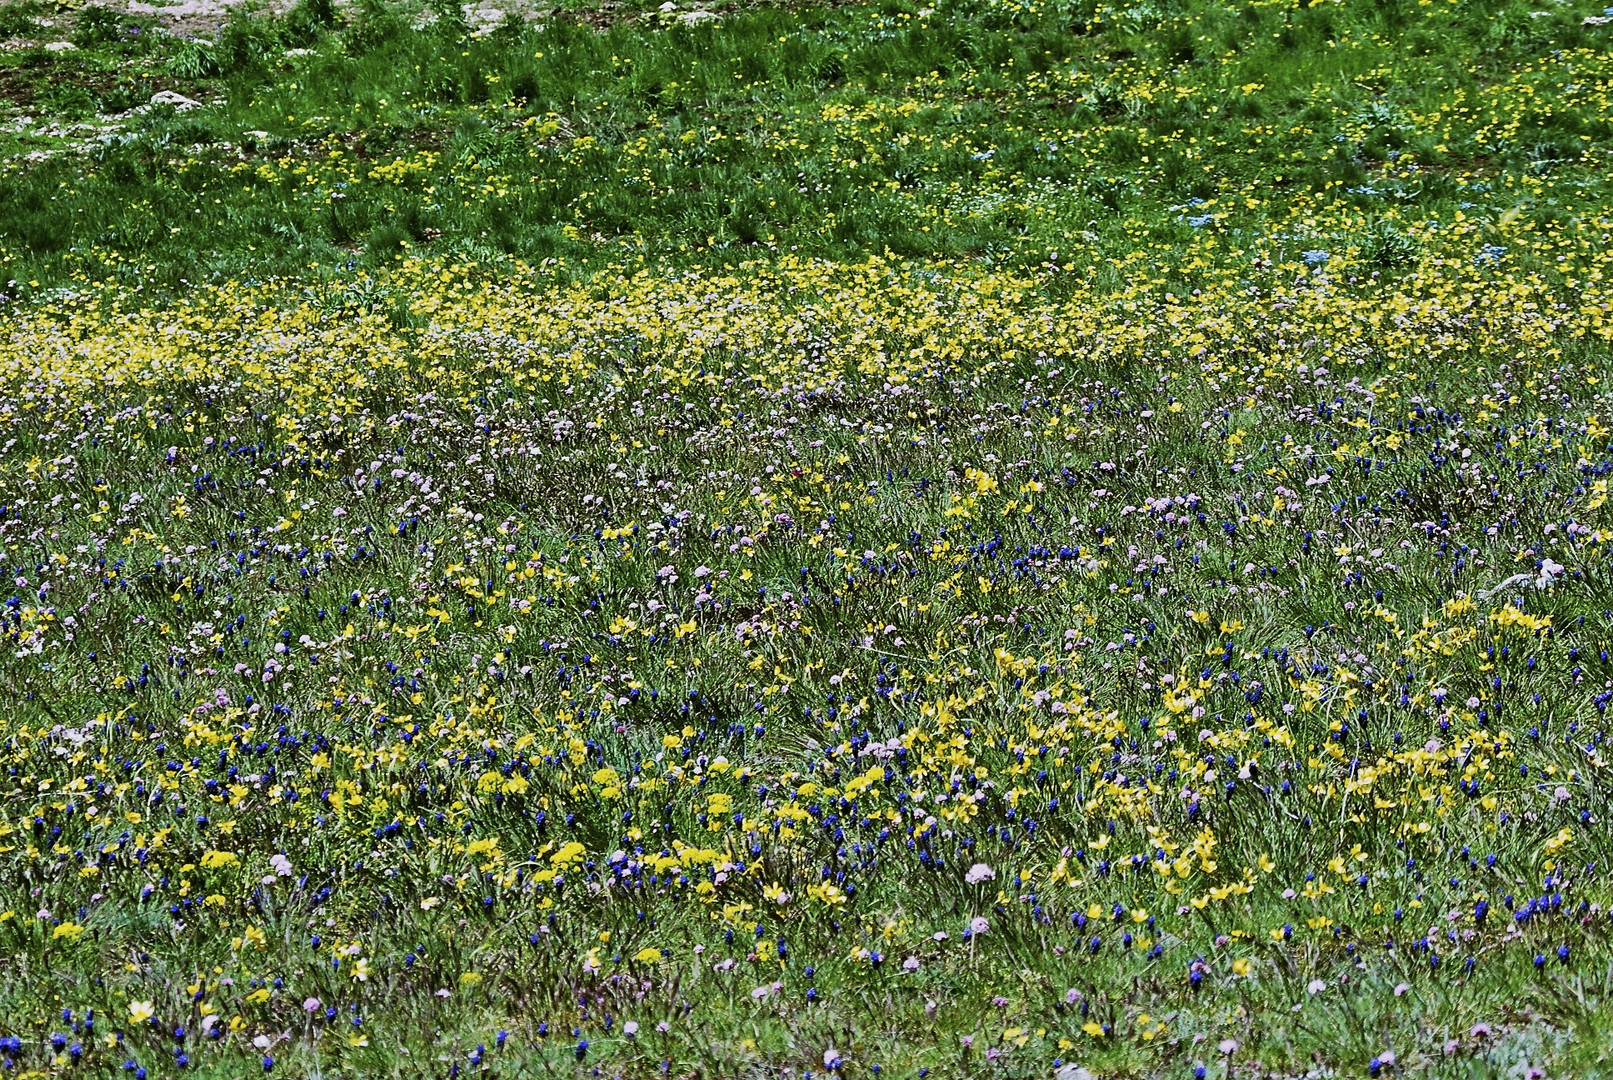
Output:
[{"xmin": 150, "ymin": 90, "xmax": 204, "ymax": 111}]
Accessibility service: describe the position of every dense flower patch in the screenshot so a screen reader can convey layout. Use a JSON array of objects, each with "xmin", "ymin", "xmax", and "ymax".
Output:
[
  {"xmin": 2, "ymin": 0, "xmax": 1613, "ymax": 1072},
  {"xmin": 1, "ymin": 222, "xmax": 1611, "ymax": 1075}
]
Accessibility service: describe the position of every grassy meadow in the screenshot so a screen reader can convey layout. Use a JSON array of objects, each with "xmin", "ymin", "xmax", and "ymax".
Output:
[{"xmin": 2, "ymin": 0, "xmax": 1613, "ymax": 1074}]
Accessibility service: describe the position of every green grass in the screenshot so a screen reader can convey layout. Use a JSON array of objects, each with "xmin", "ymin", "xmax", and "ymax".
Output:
[
  {"xmin": 0, "ymin": 0, "xmax": 1607, "ymax": 294},
  {"xmin": 0, "ymin": 0, "xmax": 1611, "ymax": 1075}
]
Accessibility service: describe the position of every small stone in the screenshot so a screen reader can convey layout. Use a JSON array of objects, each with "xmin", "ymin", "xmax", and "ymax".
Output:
[{"xmin": 150, "ymin": 90, "xmax": 203, "ymax": 111}]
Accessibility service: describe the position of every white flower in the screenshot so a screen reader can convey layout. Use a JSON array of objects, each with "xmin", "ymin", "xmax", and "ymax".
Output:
[
  {"xmin": 965, "ymin": 862, "xmax": 995, "ymax": 885},
  {"xmin": 1537, "ymin": 558, "xmax": 1565, "ymax": 588}
]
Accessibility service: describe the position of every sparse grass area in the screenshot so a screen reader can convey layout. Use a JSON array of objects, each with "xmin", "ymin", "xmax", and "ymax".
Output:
[
  {"xmin": 1, "ymin": 0, "xmax": 1613, "ymax": 1077},
  {"xmin": 0, "ymin": 0, "xmax": 1607, "ymax": 292}
]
